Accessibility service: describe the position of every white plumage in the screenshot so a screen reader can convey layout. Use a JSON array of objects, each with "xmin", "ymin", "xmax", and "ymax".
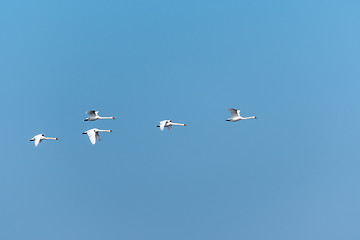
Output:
[
  {"xmin": 29, "ymin": 134, "xmax": 58, "ymax": 147},
  {"xmin": 82, "ymin": 128, "xmax": 112, "ymax": 144},
  {"xmin": 84, "ymin": 110, "xmax": 115, "ymax": 121},
  {"xmin": 157, "ymin": 120, "xmax": 186, "ymax": 131},
  {"xmin": 226, "ymin": 108, "xmax": 257, "ymax": 122}
]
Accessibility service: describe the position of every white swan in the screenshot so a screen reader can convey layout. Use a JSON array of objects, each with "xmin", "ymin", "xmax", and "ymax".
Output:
[
  {"xmin": 84, "ymin": 110, "xmax": 115, "ymax": 121},
  {"xmin": 29, "ymin": 134, "xmax": 58, "ymax": 147},
  {"xmin": 157, "ymin": 120, "xmax": 186, "ymax": 131},
  {"xmin": 226, "ymin": 108, "xmax": 257, "ymax": 122},
  {"xmin": 82, "ymin": 128, "xmax": 112, "ymax": 144}
]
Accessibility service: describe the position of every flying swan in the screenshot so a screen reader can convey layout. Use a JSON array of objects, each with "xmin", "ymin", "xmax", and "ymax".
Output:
[
  {"xmin": 157, "ymin": 120, "xmax": 186, "ymax": 131},
  {"xmin": 29, "ymin": 134, "xmax": 58, "ymax": 147},
  {"xmin": 82, "ymin": 128, "xmax": 112, "ymax": 144},
  {"xmin": 226, "ymin": 108, "xmax": 257, "ymax": 122},
  {"xmin": 84, "ymin": 110, "xmax": 115, "ymax": 121}
]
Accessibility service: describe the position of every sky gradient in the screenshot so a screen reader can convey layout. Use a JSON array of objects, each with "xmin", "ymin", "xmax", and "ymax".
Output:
[{"xmin": 1, "ymin": 0, "xmax": 360, "ymax": 239}]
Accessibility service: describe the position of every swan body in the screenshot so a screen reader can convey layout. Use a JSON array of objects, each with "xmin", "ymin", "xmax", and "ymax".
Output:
[
  {"xmin": 226, "ymin": 108, "xmax": 257, "ymax": 122},
  {"xmin": 84, "ymin": 110, "xmax": 115, "ymax": 121},
  {"xmin": 82, "ymin": 128, "xmax": 112, "ymax": 144},
  {"xmin": 29, "ymin": 134, "xmax": 58, "ymax": 147},
  {"xmin": 157, "ymin": 120, "xmax": 186, "ymax": 131}
]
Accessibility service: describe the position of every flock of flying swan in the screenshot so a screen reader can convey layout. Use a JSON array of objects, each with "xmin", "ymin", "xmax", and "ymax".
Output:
[{"xmin": 29, "ymin": 108, "xmax": 257, "ymax": 147}]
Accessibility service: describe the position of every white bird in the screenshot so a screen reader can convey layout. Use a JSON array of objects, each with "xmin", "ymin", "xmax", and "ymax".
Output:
[
  {"xmin": 84, "ymin": 110, "xmax": 115, "ymax": 121},
  {"xmin": 82, "ymin": 128, "xmax": 112, "ymax": 144},
  {"xmin": 226, "ymin": 108, "xmax": 257, "ymax": 122},
  {"xmin": 157, "ymin": 120, "xmax": 186, "ymax": 131},
  {"xmin": 29, "ymin": 134, "xmax": 58, "ymax": 147}
]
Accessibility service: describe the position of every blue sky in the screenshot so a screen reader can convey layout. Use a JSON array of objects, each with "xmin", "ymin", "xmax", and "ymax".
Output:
[{"xmin": 1, "ymin": 0, "xmax": 360, "ymax": 239}]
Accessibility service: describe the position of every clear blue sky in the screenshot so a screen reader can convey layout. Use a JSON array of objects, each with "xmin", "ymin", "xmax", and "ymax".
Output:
[{"xmin": 1, "ymin": 0, "xmax": 360, "ymax": 239}]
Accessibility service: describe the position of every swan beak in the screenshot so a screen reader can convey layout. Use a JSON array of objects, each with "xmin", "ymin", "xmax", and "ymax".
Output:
[
  {"xmin": 255, "ymin": 117, "xmax": 257, "ymax": 119},
  {"xmin": 82, "ymin": 132, "xmax": 87, "ymax": 134},
  {"xmin": 84, "ymin": 119, "xmax": 88, "ymax": 121},
  {"xmin": 157, "ymin": 125, "xmax": 160, "ymax": 127},
  {"xmin": 56, "ymin": 138, "xmax": 59, "ymax": 140},
  {"xmin": 109, "ymin": 130, "xmax": 112, "ymax": 132},
  {"xmin": 184, "ymin": 124, "xmax": 187, "ymax": 126},
  {"xmin": 112, "ymin": 117, "xmax": 115, "ymax": 119},
  {"xmin": 225, "ymin": 119, "xmax": 230, "ymax": 121}
]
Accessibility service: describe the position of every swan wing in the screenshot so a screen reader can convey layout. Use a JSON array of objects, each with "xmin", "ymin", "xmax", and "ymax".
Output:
[
  {"xmin": 87, "ymin": 130, "xmax": 96, "ymax": 144},
  {"xmin": 34, "ymin": 135, "xmax": 42, "ymax": 147},
  {"xmin": 228, "ymin": 108, "xmax": 239, "ymax": 118},
  {"xmin": 159, "ymin": 121, "xmax": 166, "ymax": 131},
  {"xmin": 87, "ymin": 110, "xmax": 97, "ymax": 117},
  {"xmin": 96, "ymin": 132, "xmax": 101, "ymax": 142}
]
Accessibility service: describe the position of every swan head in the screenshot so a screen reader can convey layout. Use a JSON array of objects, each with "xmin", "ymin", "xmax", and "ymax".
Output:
[{"xmin": 254, "ymin": 116, "xmax": 257, "ymax": 119}]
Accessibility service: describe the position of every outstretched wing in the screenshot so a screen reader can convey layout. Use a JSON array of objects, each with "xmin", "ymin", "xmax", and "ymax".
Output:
[
  {"xmin": 34, "ymin": 136, "xmax": 42, "ymax": 147},
  {"xmin": 237, "ymin": 110, "xmax": 241, "ymax": 117},
  {"xmin": 87, "ymin": 130, "xmax": 96, "ymax": 144},
  {"xmin": 95, "ymin": 132, "xmax": 101, "ymax": 142},
  {"xmin": 228, "ymin": 108, "xmax": 240, "ymax": 118},
  {"xmin": 87, "ymin": 110, "xmax": 97, "ymax": 118},
  {"xmin": 159, "ymin": 120, "xmax": 166, "ymax": 131}
]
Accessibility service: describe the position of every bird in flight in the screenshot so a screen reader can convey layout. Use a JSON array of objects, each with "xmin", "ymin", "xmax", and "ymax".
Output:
[
  {"xmin": 157, "ymin": 120, "xmax": 186, "ymax": 131},
  {"xmin": 84, "ymin": 110, "xmax": 115, "ymax": 121},
  {"xmin": 82, "ymin": 128, "xmax": 112, "ymax": 144},
  {"xmin": 226, "ymin": 108, "xmax": 257, "ymax": 122},
  {"xmin": 29, "ymin": 134, "xmax": 58, "ymax": 147}
]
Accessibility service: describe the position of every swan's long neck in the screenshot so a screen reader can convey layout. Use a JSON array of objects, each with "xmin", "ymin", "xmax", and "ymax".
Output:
[
  {"xmin": 99, "ymin": 117, "xmax": 115, "ymax": 120},
  {"xmin": 243, "ymin": 116, "xmax": 256, "ymax": 120},
  {"xmin": 43, "ymin": 137, "xmax": 58, "ymax": 140},
  {"xmin": 170, "ymin": 123, "xmax": 186, "ymax": 126},
  {"xmin": 97, "ymin": 129, "xmax": 112, "ymax": 132}
]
